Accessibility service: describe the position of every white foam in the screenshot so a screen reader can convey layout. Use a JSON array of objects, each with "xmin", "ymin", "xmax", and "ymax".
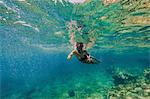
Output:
[
  {"xmin": 14, "ymin": 21, "xmax": 26, "ymax": 24},
  {"xmin": 34, "ymin": 27, "xmax": 40, "ymax": 32},
  {"xmin": 54, "ymin": 31, "xmax": 64, "ymax": 37},
  {"xmin": 17, "ymin": 0, "xmax": 31, "ymax": 5},
  {"xmin": 18, "ymin": 0, "xmax": 26, "ymax": 1},
  {"xmin": 22, "ymin": 23, "xmax": 32, "ymax": 27},
  {"xmin": 0, "ymin": 1, "xmax": 17, "ymax": 12},
  {"xmin": 14, "ymin": 21, "xmax": 40, "ymax": 32},
  {"xmin": 53, "ymin": 0, "xmax": 86, "ymax": 4},
  {"xmin": 67, "ymin": 0, "xmax": 86, "ymax": 4},
  {"xmin": 52, "ymin": 0, "xmax": 64, "ymax": 6},
  {"xmin": 0, "ymin": 1, "xmax": 12, "ymax": 10}
]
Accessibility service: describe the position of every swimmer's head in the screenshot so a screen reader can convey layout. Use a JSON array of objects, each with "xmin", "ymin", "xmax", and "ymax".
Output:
[{"xmin": 76, "ymin": 42, "xmax": 84, "ymax": 50}]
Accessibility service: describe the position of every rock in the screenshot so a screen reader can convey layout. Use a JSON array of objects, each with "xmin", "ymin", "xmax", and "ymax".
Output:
[
  {"xmin": 130, "ymin": 89, "xmax": 136, "ymax": 93},
  {"xmin": 129, "ymin": 93, "xmax": 139, "ymax": 98},
  {"xmin": 141, "ymin": 83, "xmax": 147, "ymax": 89},
  {"xmin": 84, "ymin": 87, "xmax": 92, "ymax": 95},
  {"xmin": 144, "ymin": 69, "xmax": 150, "ymax": 81},
  {"xmin": 109, "ymin": 96, "xmax": 117, "ymax": 99},
  {"xmin": 135, "ymin": 87, "xmax": 143, "ymax": 96},
  {"xmin": 125, "ymin": 96, "xmax": 134, "ymax": 99},
  {"xmin": 126, "ymin": 92, "xmax": 132, "ymax": 95},
  {"xmin": 135, "ymin": 83, "xmax": 141, "ymax": 87},
  {"xmin": 126, "ymin": 86, "xmax": 132, "ymax": 91},
  {"xmin": 134, "ymin": 87, "xmax": 142, "ymax": 92},
  {"xmin": 142, "ymin": 96, "xmax": 150, "ymax": 99},
  {"xmin": 68, "ymin": 89, "xmax": 75, "ymax": 97},
  {"xmin": 143, "ymin": 91, "xmax": 149, "ymax": 96},
  {"xmin": 144, "ymin": 89, "xmax": 150, "ymax": 96},
  {"xmin": 112, "ymin": 71, "xmax": 136, "ymax": 85},
  {"xmin": 108, "ymin": 69, "xmax": 150, "ymax": 99}
]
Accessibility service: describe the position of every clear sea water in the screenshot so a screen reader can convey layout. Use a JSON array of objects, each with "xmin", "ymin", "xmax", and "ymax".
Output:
[{"xmin": 0, "ymin": 0, "xmax": 149, "ymax": 99}]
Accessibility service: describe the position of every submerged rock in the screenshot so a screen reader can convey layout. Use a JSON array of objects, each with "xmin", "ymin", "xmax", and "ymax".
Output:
[
  {"xmin": 68, "ymin": 89, "xmax": 75, "ymax": 97},
  {"xmin": 20, "ymin": 88, "xmax": 37, "ymax": 99},
  {"xmin": 144, "ymin": 69, "xmax": 150, "ymax": 81},
  {"xmin": 108, "ymin": 68, "xmax": 150, "ymax": 99},
  {"xmin": 112, "ymin": 71, "xmax": 136, "ymax": 85}
]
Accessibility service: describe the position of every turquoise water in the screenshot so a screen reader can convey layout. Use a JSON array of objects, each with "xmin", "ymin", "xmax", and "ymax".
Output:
[{"xmin": 1, "ymin": 0, "xmax": 150, "ymax": 99}]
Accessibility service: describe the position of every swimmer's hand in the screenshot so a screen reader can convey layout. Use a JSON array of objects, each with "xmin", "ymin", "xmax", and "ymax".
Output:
[
  {"xmin": 67, "ymin": 51, "xmax": 74, "ymax": 60},
  {"xmin": 67, "ymin": 55, "xmax": 71, "ymax": 60}
]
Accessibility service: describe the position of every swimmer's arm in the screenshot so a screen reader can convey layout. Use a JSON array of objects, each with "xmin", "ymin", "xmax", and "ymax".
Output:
[
  {"xmin": 67, "ymin": 50, "xmax": 82, "ymax": 60},
  {"xmin": 67, "ymin": 50, "xmax": 76, "ymax": 60}
]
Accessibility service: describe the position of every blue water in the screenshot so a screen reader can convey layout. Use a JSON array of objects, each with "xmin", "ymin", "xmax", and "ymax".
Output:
[
  {"xmin": 1, "ymin": 45, "xmax": 149, "ymax": 98},
  {"xmin": 1, "ymin": 0, "xmax": 150, "ymax": 98}
]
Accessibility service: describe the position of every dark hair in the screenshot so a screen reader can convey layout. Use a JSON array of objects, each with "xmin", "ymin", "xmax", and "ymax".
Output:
[
  {"xmin": 76, "ymin": 42, "xmax": 83, "ymax": 47},
  {"xmin": 76, "ymin": 42, "xmax": 84, "ymax": 53}
]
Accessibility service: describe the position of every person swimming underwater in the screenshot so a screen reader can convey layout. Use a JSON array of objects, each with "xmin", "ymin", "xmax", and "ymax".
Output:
[
  {"xmin": 67, "ymin": 42, "xmax": 95, "ymax": 64},
  {"xmin": 67, "ymin": 20, "xmax": 100, "ymax": 64}
]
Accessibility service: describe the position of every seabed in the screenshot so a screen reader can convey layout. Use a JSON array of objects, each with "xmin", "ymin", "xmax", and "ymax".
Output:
[{"xmin": 3, "ymin": 67, "xmax": 150, "ymax": 99}]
